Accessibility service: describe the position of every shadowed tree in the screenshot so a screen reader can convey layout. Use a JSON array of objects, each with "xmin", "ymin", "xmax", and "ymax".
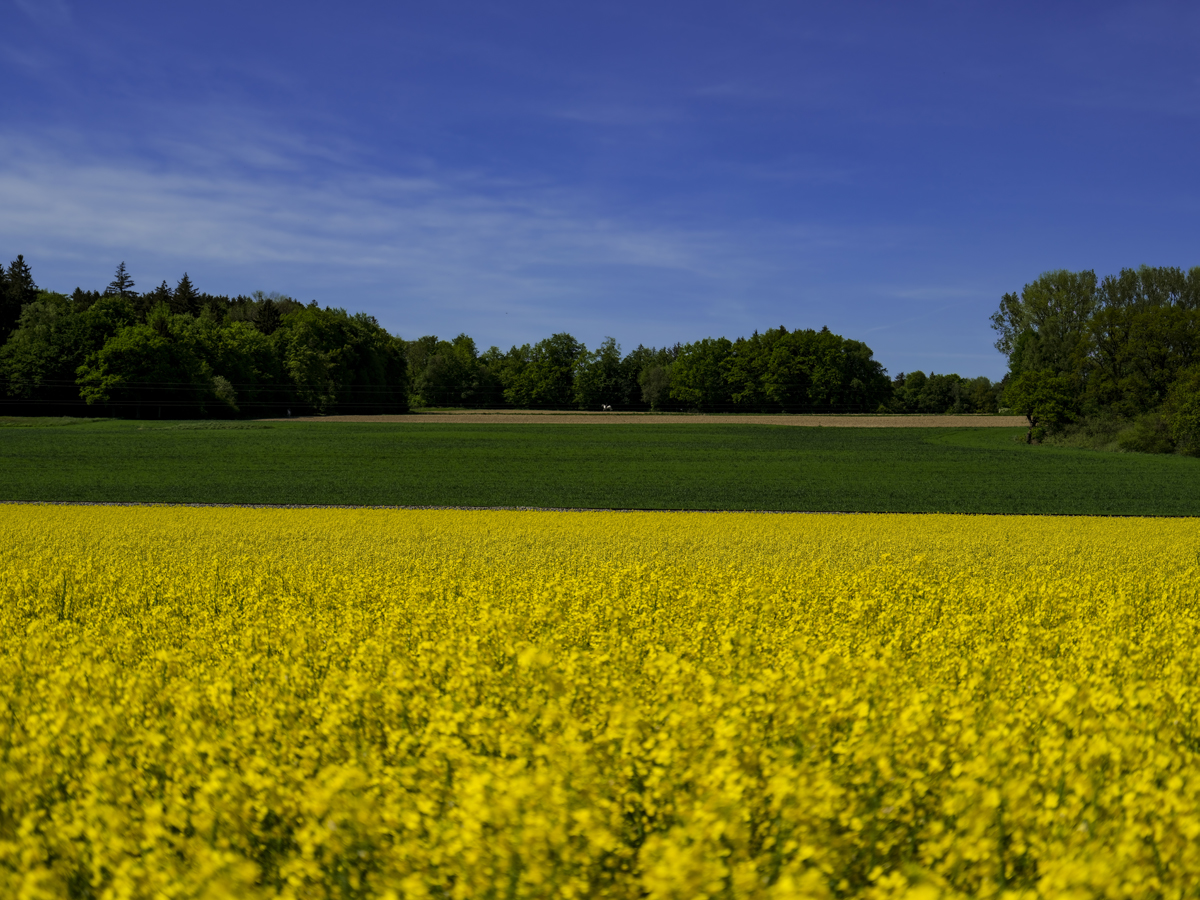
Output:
[
  {"xmin": 140, "ymin": 280, "xmax": 173, "ymax": 322},
  {"xmin": 574, "ymin": 337, "xmax": 624, "ymax": 409},
  {"xmin": 1, "ymin": 294, "xmax": 137, "ymax": 413},
  {"xmin": 639, "ymin": 363, "xmax": 673, "ymax": 411},
  {"xmin": 256, "ymin": 297, "xmax": 282, "ymax": 335},
  {"xmin": 670, "ymin": 337, "xmax": 734, "ymax": 411},
  {"xmin": 500, "ymin": 333, "xmax": 585, "ymax": 409},
  {"xmin": 0, "ymin": 261, "xmax": 10, "ymax": 342},
  {"xmin": 105, "ymin": 262, "xmax": 137, "ymax": 298},
  {"xmin": 172, "ymin": 273, "xmax": 199, "ymax": 317},
  {"xmin": 2, "ymin": 255, "xmax": 39, "ymax": 341}
]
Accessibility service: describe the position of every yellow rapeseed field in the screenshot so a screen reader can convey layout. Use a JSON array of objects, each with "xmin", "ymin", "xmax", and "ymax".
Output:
[{"xmin": 2, "ymin": 505, "xmax": 1199, "ymax": 899}]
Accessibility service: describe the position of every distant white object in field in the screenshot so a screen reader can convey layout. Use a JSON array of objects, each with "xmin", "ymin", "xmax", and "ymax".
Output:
[{"xmin": 601, "ymin": 404, "xmax": 612, "ymax": 411}]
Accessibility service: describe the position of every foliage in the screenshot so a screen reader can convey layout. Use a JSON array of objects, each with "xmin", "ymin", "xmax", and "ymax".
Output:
[
  {"xmin": 0, "ymin": 254, "xmax": 39, "ymax": 341},
  {"xmin": 105, "ymin": 260, "xmax": 136, "ymax": 298},
  {"xmin": 1087, "ymin": 266, "xmax": 1200, "ymax": 417},
  {"xmin": 403, "ymin": 325, "xmax": 918, "ymax": 415},
  {"xmin": 0, "ymin": 258, "xmax": 409, "ymax": 417},
  {"xmin": 990, "ymin": 269, "xmax": 1097, "ymax": 376},
  {"xmin": 406, "ymin": 333, "xmax": 499, "ymax": 408},
  {"xmin": 1163, "ymin": 364, "xmax": 1200, "ymax": 454},
  {"xmin": 1, "ymin": 253, "xmax": 1026, "ymax": 418},
  {"xmin": 993, "ymin": 265, "xmax": 1200, "ymax": 447},
  {"xmin": 669, "ymin": 336, "xmax": 734, "ymax": 410},
  {"xmin": 627, "ymin": 328, "xmax": 891, "ymax": 414},
  {"xmin": 497, "ymin": 333, "xmax": 587, "ymax": 409},
  {"xmin": 573, "ymin": 336, "xmax": 624, "ymax": 410},
  {"xmin": 1002, "ymin": 369, "xmax": 1079, "ymax": 437},
  {"xmin": 5, "ymin": 506, "xmax": 1200, "ymax": 897},
  {"xmin": 1115, "ymin": 412, "xmax": 1175, "ymax": 455},
  {"xmin": 75, "ymin": 320, "xmax": 214, "ymax": 414},
  {"xmin": 0, "ymin": 293, "xmax": 136, "ymax": 409},
  {"xmin": 639, "ymin": 363, "xmax": 673, "ymax": 411},
  {"xmin": 272, "ymin": 305, "xmax": 409, "ymax": 415},
  {"xmin": 886, "ymin": 371, "xmax": 1001, "ymax": 415}
]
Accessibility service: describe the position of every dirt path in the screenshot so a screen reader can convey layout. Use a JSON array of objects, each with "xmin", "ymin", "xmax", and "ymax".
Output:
[{"xmin": 260, "ymin": 411, "xmax": 1027, "ymax": 427}]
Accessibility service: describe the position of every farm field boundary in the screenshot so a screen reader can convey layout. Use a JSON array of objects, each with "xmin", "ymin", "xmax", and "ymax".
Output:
[
  {"xmin": 0, "ymin": 500, "xmax": 1186, "ymax": 519},
  {"xmin": 263, "ymin": 411, "xmax": 1028, "ymax": 426},
  {"xmin": 2, "ymin": 420, "xmax": 1198, "ymax": 514}
]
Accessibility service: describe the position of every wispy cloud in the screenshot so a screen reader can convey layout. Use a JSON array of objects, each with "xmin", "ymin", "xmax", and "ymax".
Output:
[
  {"xmin": 0, "ymin": 109, "xmax": 1001, "ymax": 372},
  {"xmin": 0, "ymin": 127, "xmax": 818, "ymax": 345}
]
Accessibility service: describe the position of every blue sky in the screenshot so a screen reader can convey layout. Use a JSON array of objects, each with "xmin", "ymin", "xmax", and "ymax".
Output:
[{"xmin": 2, "ymin": 1, "xmax": 1197, "ymax": 378}]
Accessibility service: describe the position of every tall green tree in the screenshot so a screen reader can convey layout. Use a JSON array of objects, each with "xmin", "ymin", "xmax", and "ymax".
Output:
[
  {"xmin": 76, "ymin": 321, "xmax": 211, "ymax": 418},
  {"xmin": 105, "ymin": 262, "xmax": 137, "ymax": 298},
  {"xmin": 0, "ymin": 262, "xmax": 8, "ymax": 339},
  {"xmin": 670, "ymin": 337, "xmax": 733, "ymax": 411},
  {"xmin": 1164, "ymin": 364, "xmax": 1200, "ymax": 454},
  {"xmin": 406, "ymin": 333, "xmax": 485, "ymax": 407},
  {"xmin": 140, "ymin": 280, "xmax": 173, "ymax": 321},
  {"xmin": 256, "ymin": 297, "xmax": 282, "ymax": 335},
  {"xmin": 1087, "ymin": 266, "xmax": 1200, "ymax": 417},
  {"xmin": 1004, "ymin": 369, "xmax": 1078, "ymax": 441},
  {"xmin": 991, "ymin": 269, "xmax": 1098, "ymax": 378},
  {"xmin": 2, "ymin": 255, "xmax": 38, "ymax": 340},
  {"xmin": 272, "ymin": 304, "xmax": 408, "ymax": 415},
  {"xmin": 172, "ymin": 273, "xmax": 199, "ymax": 317},
  {"xmin": 638, "ymin": 363, "xmax": 673, "ymax": 410},
  {"xmin": 500, "ymin": 333, "xmax": 584, "ymax": 409},
  {"xmin": 617, "ymin": 344, "xmax": 662, "ymax": 410},
  {"xmin": 0, "ymin": 292, "xmax": 135, "ymax": 413},
  {"xmin": 573, "ymin": 337, "xmax": 624, "ymax": 409},
  {"xmin": 4, "ymin": 293, "xmax": 135, "ymax": 387}
]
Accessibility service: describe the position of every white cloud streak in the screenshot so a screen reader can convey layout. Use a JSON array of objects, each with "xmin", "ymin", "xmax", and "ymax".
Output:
[
  {"xmin": 0, "ymin": 130, "xmax": 810, "ymax": 345},
  {"xmin": 0, "ymin": 123, "xmax": 1004, "ymax": 374}
]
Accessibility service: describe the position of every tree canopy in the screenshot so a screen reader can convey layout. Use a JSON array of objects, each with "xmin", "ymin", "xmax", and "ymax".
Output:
[
  {"xmin": 2, "ymin": 254, "xmax": 1011, "ymax": 419},
  {"xmin": 0, "ymin": 259, "xmax": 409, "ymax": 417},
  {"xmin": 992, "ymin": 265, "xmax": 1200, "ymax": 449}
]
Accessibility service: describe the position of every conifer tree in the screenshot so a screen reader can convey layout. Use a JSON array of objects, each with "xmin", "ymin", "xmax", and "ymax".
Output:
[
  {"xmin": 256, "ymin": 296, "xmax": 282, "ymax": 335},
  {"xmin": 1, "ymin": 255, "xmax": 38, "ymax": 339},
  {"xmin": 106, "ymin": 261, "xmax": 137, "ymax": 297},
  {"xmin": 0, "ymin": 261, "xmax": 9, "ymax": 337},
  {"xmin": 173, "ymin": 273, "xmax": 199, "ymax": 316}
]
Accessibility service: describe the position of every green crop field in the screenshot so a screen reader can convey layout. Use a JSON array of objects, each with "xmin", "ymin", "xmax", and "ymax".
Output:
[{"xmin": 2, "ymin": 417, "xmax": 1198, "ymax": 515}]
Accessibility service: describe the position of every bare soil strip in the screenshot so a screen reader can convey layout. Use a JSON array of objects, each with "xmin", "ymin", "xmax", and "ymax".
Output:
[{"xmin": 260, "ymin": 412, "xmax": 1027, "ymax": 427}]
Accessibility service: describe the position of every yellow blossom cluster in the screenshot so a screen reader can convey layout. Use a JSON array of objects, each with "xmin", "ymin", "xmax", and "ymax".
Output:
[{"xmin": 2, "ymin": 505, "xmax": 1200, "ymax": 899}]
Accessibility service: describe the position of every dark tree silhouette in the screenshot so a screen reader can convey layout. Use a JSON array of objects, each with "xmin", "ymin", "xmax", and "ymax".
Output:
[
  {"xmin": 173, "ymin": 273, "xmax": 199, "ymax": 316},
  {"xmin": 106, "ymin": 261, "xmax": 137, "ymax": 298},
  {"xmin": 1, "ymin": 255, "xmax": 38, "ymax": 340}
]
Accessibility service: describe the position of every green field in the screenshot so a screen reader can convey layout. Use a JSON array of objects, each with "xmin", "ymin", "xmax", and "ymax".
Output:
[{"xmin": 3, "ymin": 417, "xmax": 1198, "ymax": 514}]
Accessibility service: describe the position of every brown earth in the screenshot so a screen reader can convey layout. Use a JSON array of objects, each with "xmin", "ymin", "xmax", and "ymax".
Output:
[{"xmin": 259, "ymin": 411, "xmax": 1028, "ymax": 427}]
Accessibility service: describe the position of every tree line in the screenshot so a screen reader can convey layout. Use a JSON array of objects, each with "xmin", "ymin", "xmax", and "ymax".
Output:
[
  {"xmin": 0, "ymin": 260, "xmax": 408, "ymax": 417},
  {"xmin": 1, "ymin": 256, "xmax": 1004, "ymax": 417},
  {"xmin": 993, "ymin": 265, "xmax": 1200, "ymax": 451},
  {"xmin": 405, "ymin": 330, "xmax": 1001, "ymax": 414}
]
